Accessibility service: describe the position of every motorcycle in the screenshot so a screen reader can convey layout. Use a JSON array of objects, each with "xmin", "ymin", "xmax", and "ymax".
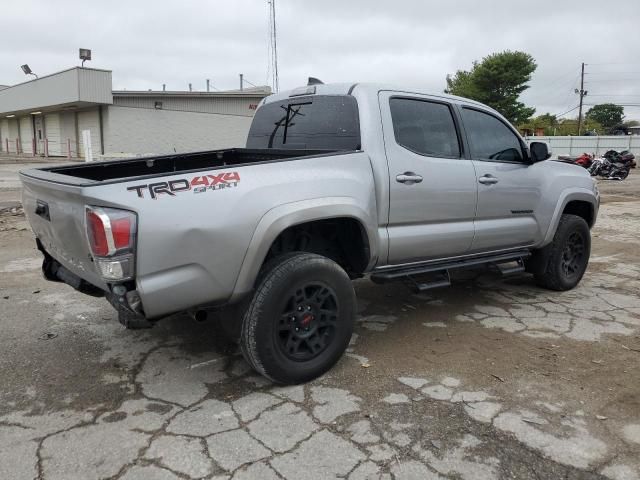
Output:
[{"xmin": 588, "ymin": 155, "xmax": 630, "ymax": 180}]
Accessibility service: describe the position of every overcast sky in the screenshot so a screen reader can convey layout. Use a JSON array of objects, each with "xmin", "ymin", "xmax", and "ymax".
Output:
[{"xmin": 2, "ymin": 0, "xmax": 639, "ymax": 119}]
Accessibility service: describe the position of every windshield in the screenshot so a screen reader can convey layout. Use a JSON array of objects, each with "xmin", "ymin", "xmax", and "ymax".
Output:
[{"xmin": 246, "ymin": 95, "xmax": 361, "ymax": 150}]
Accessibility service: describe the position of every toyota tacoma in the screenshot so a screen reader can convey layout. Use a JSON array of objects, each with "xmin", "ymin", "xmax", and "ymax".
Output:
[{"xmin": 20, "ymin": 81, "xmax": 599, "ymax": 384}]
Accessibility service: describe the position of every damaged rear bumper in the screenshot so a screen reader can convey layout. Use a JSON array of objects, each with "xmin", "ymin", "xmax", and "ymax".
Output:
[
  {"xmin": 38, "ymin": 238, "xmax": 104, "ymax": 297},
  {"xmin": 36, "ymin": 239, "xmax": 152, "ymax": 329}
]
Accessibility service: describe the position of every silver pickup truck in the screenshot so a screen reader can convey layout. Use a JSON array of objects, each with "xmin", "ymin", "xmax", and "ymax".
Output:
[{"xmin": 20, "ymin": 82, "xmax": 599, "ymax": 384}]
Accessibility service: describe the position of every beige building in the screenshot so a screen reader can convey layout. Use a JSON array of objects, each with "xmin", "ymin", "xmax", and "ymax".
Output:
[{"xmin": 0, "ymin": 67, "xmax": 271, "ymax": 159}]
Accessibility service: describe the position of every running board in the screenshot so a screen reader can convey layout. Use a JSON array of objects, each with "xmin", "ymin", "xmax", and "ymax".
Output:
[
  {"xmin": 494, "ymin": 259, "xmax": 526, "ymax": 276},
  {"xmin": 371, "ymin": 249, "xmax": 530, "ymax": 292},
  {"xmin": 406, "ymin": 271, "xmax": 451, "ymax": 292}
]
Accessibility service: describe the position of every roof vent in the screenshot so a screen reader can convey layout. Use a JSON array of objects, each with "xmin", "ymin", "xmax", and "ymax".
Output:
[{"xmin": 307, "ymin": 77, "xmax": 324, "ymax": 86}]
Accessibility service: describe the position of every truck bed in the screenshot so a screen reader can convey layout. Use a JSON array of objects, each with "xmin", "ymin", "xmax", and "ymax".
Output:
[{"xmin": 22, "ymin": 148, "xmax": 336, "ymax": 185}]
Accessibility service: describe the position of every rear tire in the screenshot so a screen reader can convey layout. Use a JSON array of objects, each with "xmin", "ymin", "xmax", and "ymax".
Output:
[
  {"xmin": 528, "ymin": 214, "xmax": 591, "ymax": 291},
  {"xmin": 240, "ymin": 252, "xmax": 356, "ymax": 384}
]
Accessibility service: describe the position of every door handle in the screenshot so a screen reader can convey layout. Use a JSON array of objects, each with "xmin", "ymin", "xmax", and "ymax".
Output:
[
  {"xmin": 478, "ymin": 175, "xmax": 499, "ymax": 185},
  {"xmin": 396, "ymin": 172, "xmax": 423, "ymax": 184}
]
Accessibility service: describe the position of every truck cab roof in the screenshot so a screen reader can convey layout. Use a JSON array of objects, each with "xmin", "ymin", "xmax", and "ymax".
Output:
[{"xmin": 262, "ymin": 81, "xmax": 490, "ymax": 112}]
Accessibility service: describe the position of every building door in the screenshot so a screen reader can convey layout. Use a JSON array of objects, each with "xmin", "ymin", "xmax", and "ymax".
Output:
[
  {"xmin": 44, "ymin": 113, "xmax": 62, "ymax": 156},
  {"xmin": 77, "ymin": 109, "xmax": 102, "ymax": 159},
  {"xmin": 0, "ymin": 119, "xmax": 7, "ymax": 153},
  {"xmin": 19, "ymin": 116, "xmax": 34, "ymax": 155},
  {"xmin": 33, "ymin": 115, "xmax": 44, "ymax": 154},
  {"xmin": 7, "ymin": 119, "xmax": 19, "ymax": 153}
]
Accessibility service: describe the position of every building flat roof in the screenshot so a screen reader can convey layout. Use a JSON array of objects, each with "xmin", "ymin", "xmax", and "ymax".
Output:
[
  {"xmin": 0, "ymin": 67, "xmax": 113, "ymax": 116},
  {"xmin": 112, "ymin": 87, "xmax": 271, "ymax": 98},
  {"xmin": 0, "ymin": 65, "xmax": 271, "ymax": 116}
]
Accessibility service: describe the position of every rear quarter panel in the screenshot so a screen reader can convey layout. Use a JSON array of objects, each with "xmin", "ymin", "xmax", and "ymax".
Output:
[{"xmin": 97, "ymin": 152, "xmax": 378, "ymax": 318}]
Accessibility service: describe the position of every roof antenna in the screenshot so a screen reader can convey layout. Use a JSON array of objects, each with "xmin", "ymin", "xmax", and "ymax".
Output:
[{"xmin": 308, "ymin": 77, "xmax": 324, "ymax": 86}]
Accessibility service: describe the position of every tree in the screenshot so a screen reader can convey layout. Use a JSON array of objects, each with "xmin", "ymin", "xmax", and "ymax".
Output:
[
  {"xmin": 555, "ymin": 117, "xmax": 603, "ymax": 136},
  {"xmin": 445, "ymin": 51, "xmax": 537, "ymax": 125},
  {"xmin": 518, "ymin": 113, "xmax": 558, "ymax": 136},
  {"xmin": 585, "ymin": 104, "xmax": 624, "ymax": 131}
]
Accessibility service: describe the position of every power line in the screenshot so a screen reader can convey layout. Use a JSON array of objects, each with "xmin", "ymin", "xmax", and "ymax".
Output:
[
  {"xmin": 586, "ymin": 62, "xmax": 640, "ymax": 66},
  {"xmin": 546, "ymin": 72, "xmax": 581, "ymax": 116},
  {"xmin": 584, "ymin": 103, "xmax": 640, "ymax": 107},
  {"xmin": 585, "ymin": 78, "xmax": 640, "ymax": 82},
  {"xmin": 532, "ymin": 67, "xmax": 580, "ymax": 95},
  {"xmin": 552, "ymin": 105, "xmax": 580, "ymax": 117},
  {"xmin": 586, "ymin": 94, "xmax": 640, "ymax": 97},
  {"xmin": 586, "ymin": 71, "xmax": 640, "ymax": 75},
  {"xmin": 242, "ymin": 78, "xmax": 258, "ymax": 88}
]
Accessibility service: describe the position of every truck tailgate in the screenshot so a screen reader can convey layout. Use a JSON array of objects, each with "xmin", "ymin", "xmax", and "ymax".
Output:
[{"xmin": 20, "ymin": 175, "xmax": 107, "ymax": 290}]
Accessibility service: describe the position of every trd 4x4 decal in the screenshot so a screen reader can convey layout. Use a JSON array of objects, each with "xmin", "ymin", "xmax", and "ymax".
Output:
[{"xmin": 127, "ymin": 172, "xmax": 240, "ymax": 199}]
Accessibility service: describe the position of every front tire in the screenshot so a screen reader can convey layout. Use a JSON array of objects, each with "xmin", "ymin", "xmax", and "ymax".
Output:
[
  {"xmin": 240, "ymin": 252, "xmax": 356, "ymax": 384},
  {"xmin": 528, "ymin": 214, "xmax": 591, "ymax": 291}
]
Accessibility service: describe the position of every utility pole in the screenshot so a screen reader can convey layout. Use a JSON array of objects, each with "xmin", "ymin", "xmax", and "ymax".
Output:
[
  {"xmin": 239, "ymin": 73, "xmax": 243, "ymax": 91},
  {"xmin": 576, "ymin": 62, "xmax": 588, "ymax": 135}
]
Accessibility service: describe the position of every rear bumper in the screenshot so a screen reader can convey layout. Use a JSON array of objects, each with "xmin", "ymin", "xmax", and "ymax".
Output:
[
  {"xmin": 37, "ymin": 238, "xmax": 104, "ymax": 297},
  {"xmin": 37, "ymin": 239, "xmax": 152, "ymax": 327}
]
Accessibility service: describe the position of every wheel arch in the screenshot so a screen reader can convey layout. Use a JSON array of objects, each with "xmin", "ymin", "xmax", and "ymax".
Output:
[
  {"xmin": 230, "ymin": 197, "xmax": 378, "ymax": 302},
  {"xmin": 542, "ymin": 189, "xmax": 598, "ymax": 246}
]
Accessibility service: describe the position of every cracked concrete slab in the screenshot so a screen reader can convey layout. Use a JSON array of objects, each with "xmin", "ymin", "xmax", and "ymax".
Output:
[
  {"xmin": 1, "ymin": 168, "xmax": 639, "ymax": 480},
  {"xmin": 137, "ymin": 347, "xmax": 227, "ymax": 407},
  {"xmin": 271, "ymin": 430, "xmax": 366, "ymax": 480},
  {"xmin": 231, "ymin": 461, "xmax": 279, "ymax": 480},
  {"xmin": 167, "ymin": 399, "xmax": 238, "ymax": 436},
  {"xmin": 232, "ymin": 392, "xmax": 282, "ymax": 422},
  {"xmin": 207, "ymin": 429, "xmax": 270, "ymax": 471},
  {"xmin": 119, "ymin": 465, "xmax": 182, "ymax": 480},
  {"xmin": 415, "ymin": 434, "xmax": 500, "ymax": 480},
  {"xmin": 145, "ymin": 435, "xmax": 214, "ymax": 478},
  {"xmin": 247, "ymin": 402, "xmax": 318, "ymax": 453},
  {"xmin": 310, "ymin": 386, "xmax": 361, "ymax": 423},
  {"xmin": 41, "ymin": 422, "xmax": 150, "ymax": 480}
]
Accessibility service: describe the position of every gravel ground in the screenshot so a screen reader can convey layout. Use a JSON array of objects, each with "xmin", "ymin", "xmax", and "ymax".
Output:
[{"xmin": 0, "ymin": 162, "xmax": 639, "ymax": 480}]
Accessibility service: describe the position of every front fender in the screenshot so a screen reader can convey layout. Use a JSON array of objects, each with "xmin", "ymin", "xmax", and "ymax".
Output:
[
  {"xmin": 229, "ymin": 196, "xmax": 378, "ymax": 302},
  {"xmin": 541, "ymin": 188, "xmax": 599, "ymax": 246}
]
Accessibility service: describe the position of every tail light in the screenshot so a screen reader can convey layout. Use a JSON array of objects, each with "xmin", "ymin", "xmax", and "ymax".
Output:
[{"xmin": 86, "ymin": 206, "xmax": 137, "ymax": 281}]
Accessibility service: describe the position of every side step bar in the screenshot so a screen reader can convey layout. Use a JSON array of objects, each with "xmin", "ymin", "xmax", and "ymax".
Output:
[{"xmin": 371, "ymin": 249, "xmax": 530, "ymax": 292}]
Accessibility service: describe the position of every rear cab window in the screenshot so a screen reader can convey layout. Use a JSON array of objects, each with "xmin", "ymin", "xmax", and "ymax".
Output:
[
  {"xmin": 247, "ymin": 95, "xmax": 361, "ymax": 151},
  {"xmin": 461, "ymin": 107, "xmax": 525, "ymax": 162},
  {"xmin": 389, "ymin": 97, "xmax": 461, "ymax": 158}
]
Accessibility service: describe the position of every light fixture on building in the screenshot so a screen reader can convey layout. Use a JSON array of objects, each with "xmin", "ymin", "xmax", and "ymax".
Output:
[
  {"xmin": 6, "ymin": 114, "xmax": 15, "ymax": 118},
  {"xmin": 30, "ymin": 111, "xmax": 42, "ymax": 115},
  {"xmin": 21, "ymin": 64, "xmax": 38, "ymax": 78},
  {"xmin": 79, "ymin": 48, "xmax": 92, "ymax": 67}
]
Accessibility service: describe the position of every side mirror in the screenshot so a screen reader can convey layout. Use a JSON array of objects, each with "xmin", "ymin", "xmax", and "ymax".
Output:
[{"xmin": 529, "ymin": 141, "xmax": 552, "ymax": 163}]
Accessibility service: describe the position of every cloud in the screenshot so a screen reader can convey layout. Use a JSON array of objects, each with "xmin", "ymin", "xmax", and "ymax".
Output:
[{"xmin": 1, "ymin": 0, "xmax": 638, "ymax": 118}]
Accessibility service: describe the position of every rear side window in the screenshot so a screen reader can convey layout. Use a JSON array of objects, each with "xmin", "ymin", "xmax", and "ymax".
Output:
[
  {"xmin": 246, "ymin": 95, "xmax": 360, "ymax": 150},
  {"xmin": 461, "ymin": 108, "xmax": 524, "ymax": 162},
  {"xmin": 389, "ymin": 98, "xmax": 460, "ymax": 158}
]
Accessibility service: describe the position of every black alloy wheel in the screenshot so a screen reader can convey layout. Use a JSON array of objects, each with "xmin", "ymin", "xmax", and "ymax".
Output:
[
  {"xmin": 277, "ymin": 284, "xmax": 339, "ymax": 361},
  {"xmin": 561, "ymin": 231, "xmax": 586, "ymax": 280}
]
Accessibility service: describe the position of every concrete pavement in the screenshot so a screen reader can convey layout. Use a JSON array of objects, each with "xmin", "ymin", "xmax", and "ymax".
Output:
[{"xmin": 0, "ymin": 163, "xmax": 639, "ymax": 479}]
